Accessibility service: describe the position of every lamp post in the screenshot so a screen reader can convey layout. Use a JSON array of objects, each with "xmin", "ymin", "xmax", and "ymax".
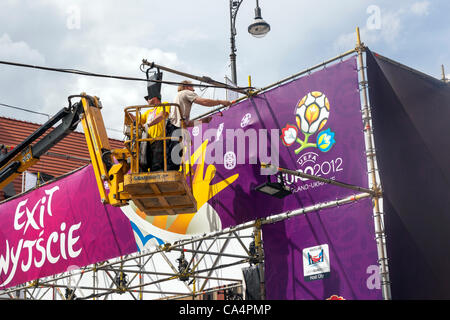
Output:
[{"xmin": 229, "ymin": 0, "xmax": 270, "ymax": 85}]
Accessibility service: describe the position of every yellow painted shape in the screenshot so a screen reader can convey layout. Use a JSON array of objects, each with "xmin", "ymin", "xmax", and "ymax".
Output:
[
  {"xmin": 305, "ymin": 103, "xmax": 320, "ymax": 125},
  {"xmin": 297, "ymin": 96, "xmax": 306, "ymax": 107},
  {"xmin": 152, "ymin": 215, "xmax": 168, "ymax": 230},
  {"xmin": 159, "ymin": 140, "xmax": 240, "ymax": 234},
  {"xmin": 325, "ymin": 97, "xmax": 330, "ymax": 111}
]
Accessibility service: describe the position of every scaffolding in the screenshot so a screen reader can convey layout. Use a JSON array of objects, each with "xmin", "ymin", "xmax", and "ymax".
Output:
[
  {"xmin": 0, "ymin": 226, "xmax": 255, "ymax": 300},
  {"xmin": 0, "ymin": 192, "xmax": 376, "ymax": 300},
  {"xmin": 0, "ymin": 28, "xmax": 392, "ymax": 300}
]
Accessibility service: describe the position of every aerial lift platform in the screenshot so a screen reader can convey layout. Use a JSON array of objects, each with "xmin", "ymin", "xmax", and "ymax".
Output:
[
  {"xmin": 122, "ymin": 103, "xmax": 196, "ymax": 216},
  {"xmin": 0, "ymin": 93, "xmax": 197, "ymax": 216}
]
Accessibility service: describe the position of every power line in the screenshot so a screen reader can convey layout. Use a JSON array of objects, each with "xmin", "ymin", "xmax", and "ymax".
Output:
[
  {"xmin": 0, "ymin": 101, "xmax": 122, "ymax": 135},
  {"xmin": 0, "ymin": 59, "xmax": 253, "ymax": 91},
  {"xmin": 0, "ymin": 102, "xmax": 51, "ymax": 118}
]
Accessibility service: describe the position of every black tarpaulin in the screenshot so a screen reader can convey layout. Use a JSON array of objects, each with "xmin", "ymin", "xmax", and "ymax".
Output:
[{"xmin": 367, "ymin": 49, "xmax": 450, "ymax": 299}]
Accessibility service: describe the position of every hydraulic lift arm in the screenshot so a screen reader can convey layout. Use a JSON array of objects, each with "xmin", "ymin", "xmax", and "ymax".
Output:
[
  {"xmin": 76, "ymin": 94, "xmax": 131, "ymax": 206},
  {"xmin": 0, "ymin": 93, "xmax": 195, "ymax": 216},
  {"xmin": 0, "ymin": 94, "xmax": 130, "ymax": 207},
  {"xmin": 0, "ymin": 100, "xmax": 84, "ymax": 190}
]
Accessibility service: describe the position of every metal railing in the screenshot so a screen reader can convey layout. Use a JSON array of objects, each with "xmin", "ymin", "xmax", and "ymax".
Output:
[{"xmin": 123, "ymin": 103, "xmax": 193, "ymax": 187}]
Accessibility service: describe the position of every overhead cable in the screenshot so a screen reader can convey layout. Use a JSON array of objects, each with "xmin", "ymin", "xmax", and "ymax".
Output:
[
  {"xmin": 0, "ymin": 102, "xmax": 121, "ymax": 135},
  {"xmin": 0, "ymin": 59, "xmax": 253, "ymax": 91},
  {"xmin": 0, "ymin": 102, "xmax": 51, "ymax": 118}
]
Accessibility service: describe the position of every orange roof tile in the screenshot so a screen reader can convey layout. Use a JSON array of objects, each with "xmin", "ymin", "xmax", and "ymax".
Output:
[{"xmin": 0, "ymin": 116, "xmax": 124, "ymax": 198}]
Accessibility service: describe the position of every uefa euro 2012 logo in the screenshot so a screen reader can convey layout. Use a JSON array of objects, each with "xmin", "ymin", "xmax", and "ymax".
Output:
[{"xmin": 280, "ymin": 91, "xmax": 336, "ymax": 154}]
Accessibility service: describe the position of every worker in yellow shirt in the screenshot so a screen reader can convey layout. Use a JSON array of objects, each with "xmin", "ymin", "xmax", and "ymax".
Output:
[{"xmin": 140, "ymin": 93, "xmax": 169, "ymax": 172}]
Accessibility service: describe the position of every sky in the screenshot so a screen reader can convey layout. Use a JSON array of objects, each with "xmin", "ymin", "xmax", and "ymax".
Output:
[{"xmin": 0, "ymin": 0, "xmax": 449, "ymax": 140}]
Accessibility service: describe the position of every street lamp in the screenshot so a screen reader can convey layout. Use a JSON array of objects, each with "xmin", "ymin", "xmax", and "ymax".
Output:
[
  {"xmin": 229, "ymin": 0, "xmax": 270, "ymax": 85},
  {"xmin": 248, "ymin": 0, "xmax": 271, "ymax": 38}
]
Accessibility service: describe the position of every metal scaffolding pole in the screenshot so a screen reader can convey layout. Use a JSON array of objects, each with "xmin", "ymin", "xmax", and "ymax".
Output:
[
  {"xmin": 1, "ymin": 226, "xmax": 254, "ymax": 300},
  {"xmin": 191, "ymin": 48, "xmax": 357, "ymax": 121},
  {"xmin": 355, "ymin": 27, "xmax": 392, "ymax": 300},
  {"xmin": 262, "ymin": 162, "xmax": 377, "ymax": 196},
  {"xmin": 442, "ymin": 65, "xmax": 449, "ymax": 83},
  {"xmin": 1, "ymin": 188, "xmax": 373, "ymax": 300}
]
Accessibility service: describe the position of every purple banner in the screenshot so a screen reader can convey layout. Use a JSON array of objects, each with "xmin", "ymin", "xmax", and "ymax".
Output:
[
  {"xmin": 190, "ymin": 57, "xmax": 368, "ymax": 228},
  {"xmin": 186, "ymin": 56, "xmax": 381, "ymax": 300},
  {"xmin": 263, "ymin": 197, "xmax": 382, "ymax": 300},
  {"xmin": 0, "ymin": 165, "xmax": 136, "ymax": 289}
]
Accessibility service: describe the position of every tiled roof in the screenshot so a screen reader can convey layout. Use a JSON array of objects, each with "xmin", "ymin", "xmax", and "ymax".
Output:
[{"xmin": 0, "ymin": 116, "xmax": 124, "ymax": 199}]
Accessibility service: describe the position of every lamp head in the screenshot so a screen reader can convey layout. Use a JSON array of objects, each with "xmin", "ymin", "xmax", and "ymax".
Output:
[{"xmin": 248, "ymin": 6, "xmax": 270, "ymax": 38}]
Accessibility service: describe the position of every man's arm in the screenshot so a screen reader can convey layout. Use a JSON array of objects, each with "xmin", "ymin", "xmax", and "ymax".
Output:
[
  {"xmin": 193, "ymin": 97, "xmax": 232, "ymax": 107},
  {"xmin": 184, "ymin": 115, "xmax": 211, "ymax": 128},
  {"xmin": 146, "ymin": 111, "xmax": 169, "ymax": 127}
]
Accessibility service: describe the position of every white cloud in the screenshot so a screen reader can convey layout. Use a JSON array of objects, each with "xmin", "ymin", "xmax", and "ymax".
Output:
[
  {"xmin": 411, "ymin": 1, "xmax": 430, "ymax": 16},
  {"xmin": 0, "ymin": 33, "xmax": 50, "ymax": 122},
  {"xmin": 0, "ymin": 0, "xmax": 448, "ymax": 133},
  {"xmin": 0, "ymin": 33, "xmax": 45, "ymax": 64},
  {"xmin": 100, "ymin": 46, "xmax": 180, "ymax": 76},
  {"xmin": 64, "ymin": 45, "xmax": 184, "ymax": 138},
  {"xmin": 167, "ymin": 28, "xmax": 210, "ymax": 48},
  {"xmin": 334, "ymin": 26, "xmax": 386, "ymax": 52},
  {"xmin": 380, "ymin": 11, "xmax": 402, "ymax": 43},
  {"xmin": 333, "ymin": 7, "xmax": 405, "ymax": 51},
  {"xmin": 0, "ymin": 31, "xmax": 185, "ymax": 138}
]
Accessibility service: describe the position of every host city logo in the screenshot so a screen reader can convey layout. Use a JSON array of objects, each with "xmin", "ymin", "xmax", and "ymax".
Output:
[{"xmin": 302, "ymin": 244, "xmax": 330, "ymax": 282}]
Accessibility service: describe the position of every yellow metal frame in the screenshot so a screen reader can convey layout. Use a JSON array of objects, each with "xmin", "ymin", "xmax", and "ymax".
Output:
[
  {"xmin": 79, "ymin": 93, "xmax": 131, "ymax": 207},
  {"xmin": 0, "ymin": 146, "xmax": 39, "ymax": 190},
  {"xmin": 122, "ymin": 103, "xmax": 196, "ymax": 215},
  {"xmin": 123, "ymin": 103, "xmax": 192, "ymax": 181}
]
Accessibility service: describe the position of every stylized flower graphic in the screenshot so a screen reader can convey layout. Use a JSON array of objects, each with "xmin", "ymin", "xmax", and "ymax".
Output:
[
  {"xmin": 280, "ymin": 91, "xmax": 335, "ymax": 154},
  {"xmin": 192, "ymin": 126, "xmax": 200, "ymax": 136},
  {"xmin": 217, "ymin": 123, "xmax": 224, "ymax": 140},
  {"xmin": 241, "ymin": 113, "xmax": 252, "ymax": 128},
  {"xmin": 326, "ymin": 295, "xmax": 345, "ymax": 300},
  {"xmin": 316, "ymin": 129, "xmax": 335, "ymax": 152},
  {"xmin": 280, "ymin": 124, "xmax": 298, "ymax": 146},
  {"xmin": 224, "ymin": 151, "xmax": 237, "ymax": 170}
]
